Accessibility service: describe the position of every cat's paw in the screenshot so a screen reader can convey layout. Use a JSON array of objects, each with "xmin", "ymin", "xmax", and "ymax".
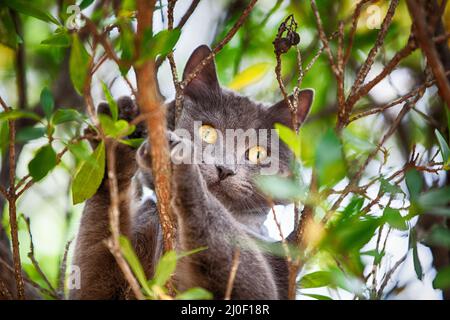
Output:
[
  {"xmin": 98, "ymin": 96, "xmax": 147, "ymax": 139},
  {"xmin": 87, "ymin": 96, "xmax": 145, "ymax": 187},
  {"xmin": 84, "ymin": 96, "xmax": 146, "ymax": 148},
  {"xmin": 168, "ymin": 132, "xmax": 194, "ymax": 164},
  {"xmin": 136, "ymin": 131, "xmax": 194, "ymax": 171}
]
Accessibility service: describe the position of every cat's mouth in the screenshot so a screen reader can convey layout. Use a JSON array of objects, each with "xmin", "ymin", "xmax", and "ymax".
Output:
[
  {"xmin": 205, "ymin": 177, "xmax": 227, "ymax": 191},
  {"xmin": 204, "ymin": 174, "xmax": 235, "ymax": 197},
  {"xmin": 198, "ymin": 164, "xmax": 254, "ymax": 203}
]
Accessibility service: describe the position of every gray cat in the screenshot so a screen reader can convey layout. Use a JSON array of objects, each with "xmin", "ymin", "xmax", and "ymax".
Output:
[{"xmin": 71, "ymin": 45, "xmax": 314, "ymax": 300}]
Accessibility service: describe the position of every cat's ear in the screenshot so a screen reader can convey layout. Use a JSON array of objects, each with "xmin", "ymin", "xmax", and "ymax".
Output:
[
  {"xmin": 182, "ymin": 45, "xmax": 220, "ymax": 97},
  {"xmin": 267, "ymin": 89, "xmax": 314, "ymax": 128}
]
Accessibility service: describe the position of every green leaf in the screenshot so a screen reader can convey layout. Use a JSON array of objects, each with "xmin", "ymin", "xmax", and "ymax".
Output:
[
  {"xmin": 383, "ymin": 207, "xmax": 408, "ymax": 231},
  {"xmin": 120, "ymin": 0, "xmax": 136, "ymax": 12},
  {"xmin": 409, "ymin": 228, "xmax": 423, "ymax": 280},
  {"xmin": 101, "ymin": 82, "xmax": 118, "ymax": 121},
  {"xmin": 315, "ymin": 129, "xmax": 346, "ymax": 187},
  {"xmin": 380, "ymin": 178, "xmax": 403, "ymax": 195},
  {"xmin": 435, "ymin": 129, "xmax": 450, "ymax": 165},
  {"xmin": 426, "ymin": 207, "xmax": 450, "ymax": 217},
  {"xmin": 176, "ymin": 287, "xmax": 213, "ymax": 300},
  {"xmin": 99, "ymin": 114, "xmax": 135, "ymax": 138},
  {"xmin": 405, "ymin": 169, "xmax": 422, "ymax": 202},
  {"xmin": 341, "ymin": 197, "xmax": 364, "ymax": 217},
  {"xmin": 138, "ymin": 28, "xmax": 181, "ymax": 64},
  {"xmin": 426, "ymin": 226, "xmax": 450, "ymax": 248},
  {"xmin": 0, "ymin": 7, "xmax": 19, "ymax": 49},
  {"xmin": 52, "ymin": 108, "xmax": 84, "ymax": 125},
  {"xmin": 433, "ymin": 266, "xmax": 450, "ymax": 290},
  {"xmin": 255, "ymin": 175, "xmax": 305, "ymax": 201},
  {"xmin": 325, "ymin": 216, "xmax": 381, "ymax": 252},
  {"xmin": 341, "ymin": 218, "xmax": 380, "ymax": 250},
  {"xmin": 342, "ymin": 129, "xmax": 376, "ymax": 155},
  {"xmin": 28, "ymin": 144, "xmax": 57, "ymax": 182},
  {"xmin": 41, "ymin": 29, "xmax": 71, "ymax": 47},
  {"xmin": 67, "ymin": 140, "xmax": 95, "ymax": 164},
  {"xmin": 72, "ymin": 141, "xmax": 105, "ymax": 204},
  {"xmin": 16, "ymin": 126, "xmax": 46, "ymax": 143},
  {"xmin": 361, "ymin": 249, "xmax": 385, "ymax": 265},
  {"xmin": 274, "ymin": 123, "xmax": 301, "ymax": 159},
  {"xmin": 40, "ymin": 87, "xmax": 54, "ymax": 119},
  {"xmin": 118, "ymin": 23, "xmax": 134, "ymax": 74},
  {"xmin": 0, "ymin": 122, "xmax": 9, "ymax": 155},
  {"xmin": 419, "ymin": 187, "xmax": 450, "ymax": 208},
  {"xmin": 228, "ymin": 62, "xmax": 271, "ymax": 90},
  {"xmin": 0, "ymin": 110, "xmax": 40, "ymax": 122},
  {"xmin": 119, "ymin": 235, "xmax": 152, "ymax": 296},
  {"xmin": 119, "ymin": 138, "xmax": 145, "ymax": 148},
  {"xmin": 6, "ymin": 0, "xmax": 60, "ymax": 25},
  {"xmin": 79, "ymin": 0, "xmax": 95, "ymax": 10},
  {"xmin": 176, "ymin": 246, "xmax": 208, "ymax": 259},
  {"xmin": 301, "ymin": 293, "xmax": 333, "ymax": 300},
  {"xmin": 69, "ymin": 34, "xmax": 90, "ymax": 95},
  {"xmin": 151, "ymin": 250, "xmax": 177, "ymax": 287},
  {"xmin": 298, "ymin": 271, "xmax": 333, "ymax": 289}
]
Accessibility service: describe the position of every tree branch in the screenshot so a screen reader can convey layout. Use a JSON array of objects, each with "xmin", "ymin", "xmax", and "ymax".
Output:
[
  {"xmin": 180, "ymin": 0, "xmax": 258, "ymax": 89},
  {"xmin": 407, "ymin": 0, "xmax": 450, "ymax": 109},
  {"xmin": 136, "ymin": 0, "xmax": 176, "ymax": 253}
]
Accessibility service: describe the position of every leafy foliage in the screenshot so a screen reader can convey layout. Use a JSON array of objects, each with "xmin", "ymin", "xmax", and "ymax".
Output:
[
  {"xmin": 69, "ymin": 34, "xmax": 90, "ymax": 94},
  {"xmin": 71, "ymin": 141, "xmax": 105, "ymax": 205},
  {"xmin": 28, "ymin": 144, "xmax": 57, "ymax": 182}
]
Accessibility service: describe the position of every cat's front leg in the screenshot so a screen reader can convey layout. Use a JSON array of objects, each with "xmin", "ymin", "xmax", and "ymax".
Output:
[
  {"xmin": 155, "ymin": 134, "xmax": 277, "ymax": 299},
  {"xmin": 71, "ymin": 97, "xmax": 144, "ymax": 300}
]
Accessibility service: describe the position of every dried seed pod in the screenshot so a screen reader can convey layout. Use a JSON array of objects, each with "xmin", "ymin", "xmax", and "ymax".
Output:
[
  {"xmin": 274, "ymin": 37, "xmax": 291, "ymax": 54},
  {"xmin": 287, "ymin": 30, "xmax": 300, "ymax": 46}
]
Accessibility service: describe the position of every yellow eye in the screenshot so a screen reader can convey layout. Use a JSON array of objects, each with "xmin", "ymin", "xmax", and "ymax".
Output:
[
  {"xmin": 247, "ymin": 146, "xmax": 267, "ymax": 164},
  {"xmin": 198, "ymin": 124, "xmax": 218, "ymax": 144}
]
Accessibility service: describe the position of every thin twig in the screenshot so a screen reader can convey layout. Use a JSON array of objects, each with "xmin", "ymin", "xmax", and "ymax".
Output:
[
  {"xmin": 310, "ymin": 0, "xmax": 338, "ymax": 75},
  {"xmin": 167, "ymin": 0, "xmax": 183, "ymax": 122},
  {"xmin": 23, "ymin": 216, "xmax": 58, "ymax": 297},
  {"xmin": 57, "ymin": 239, "xmax": 73, "ymax": 299},
  {"xmin": 349, "ymin": 71, "xmax": 450, "ymax": 122},
  {"xmin": 155, "ymin": 0, "xmax": 201, "ymax": 69},
  {"xmin": 0, "ymin": 95, "xmax": 9, "ymax": 111},
  {"xmin": 377, "ymin": 253, "xmax": 407, "ymax": 297},
  {"xmin": 180, "ymin": 0, "xmax": 258, "ymax": 89},
  {"xmin": 327, "ymin": 89, "xmax": 425, "ymax": 219},
  {"xmin": 7, "ymin": 116, "xmax": 25, "ymax": 299},
  {"xmin": 224, "ymin": 249, "xmax": 240, "ymax": 300},
  {"xmin": 0, "ymin": 278, "xmax": 12, "ymax": 299},
  {"xmin": 349, "ymin": 35, "xmax": 416, "ymax": 107},
  {"xmin": 105, "ymin": 140, "xmax": 144, "ymax": 300},
  {"xmin": 348, "ymin": 0, "xmax": 400, "ymax": 101},
  {"xmin": 344, "ymin": 0, "xmax": 377, "ymax": 65},
  {"xmin": 407, "ymin": 0, "xmax": 450, "ymax": 110},
  {"xmin": 0, "ymin": 257, "xmax": 57, "ymax": 299}
]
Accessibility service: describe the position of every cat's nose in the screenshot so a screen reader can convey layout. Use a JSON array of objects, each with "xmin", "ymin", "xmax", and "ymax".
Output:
[{"xmin": 216, "ymin": 165, "xmax": 236, "ymax": 180}]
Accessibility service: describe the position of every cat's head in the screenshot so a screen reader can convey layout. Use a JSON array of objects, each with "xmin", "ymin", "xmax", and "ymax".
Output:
[{"xmin": 140, "ymin": 45, "xmax": 314, "ymax": 214}]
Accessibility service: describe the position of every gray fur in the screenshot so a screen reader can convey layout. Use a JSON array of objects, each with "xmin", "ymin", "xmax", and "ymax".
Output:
[{"xmin": 71, "ymin": 45, "xmax": 313, "ymax": 300}]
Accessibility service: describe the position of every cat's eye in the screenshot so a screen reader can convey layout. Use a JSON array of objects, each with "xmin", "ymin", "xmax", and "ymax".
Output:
[
  {"xmin": 247, "ymin": 146, "xmax": 267, "ymax": 164},
  {"xmin": 198, "ymin": 124, "xmax": 218, "ymax": 144}
]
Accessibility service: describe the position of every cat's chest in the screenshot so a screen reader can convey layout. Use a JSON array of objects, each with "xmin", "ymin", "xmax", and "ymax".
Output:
[{"xmin": 233, "ymin": 212, "xmax": 270, "ymax": 238}]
